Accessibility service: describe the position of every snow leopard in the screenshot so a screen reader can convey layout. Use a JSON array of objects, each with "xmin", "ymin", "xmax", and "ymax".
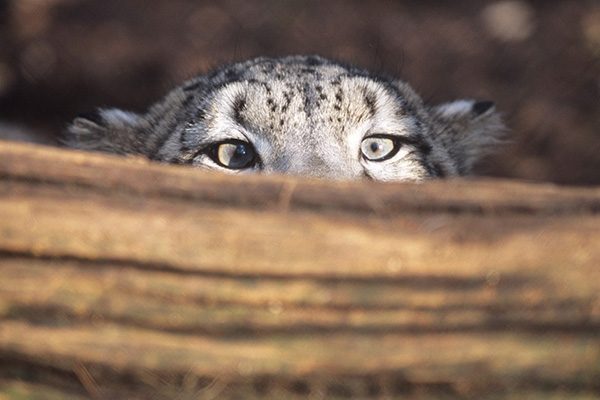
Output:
[{"xmin": 66, "ymin": 55, "xmax": 504, "ymax": 181}]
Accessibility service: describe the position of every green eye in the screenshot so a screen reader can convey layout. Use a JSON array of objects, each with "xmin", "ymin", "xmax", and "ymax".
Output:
[
  {"xmin": 360, "ymin": 135, "xmax": 401, "ymax": 161},
  {"xmin": 208, "ymin": 140, "xmax": 257, "ymax": 169}
]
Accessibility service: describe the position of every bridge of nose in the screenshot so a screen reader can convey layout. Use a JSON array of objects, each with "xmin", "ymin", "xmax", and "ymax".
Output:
[{"xmin": 267, "ymin": 139, "xmax": 361, "ymax": 179}]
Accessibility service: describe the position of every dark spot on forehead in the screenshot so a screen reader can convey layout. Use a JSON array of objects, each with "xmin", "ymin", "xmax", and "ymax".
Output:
[
  {"xmin": 363, "ymin": 91, "xmax": 376, "ymax": 117},
  {"xmin": 267, "ymin": 97, "xmax": 277, "ymax": 112},
  {"xmin": 266, "ymin": 97, "xmax": 277, "ymax": 112},
  {"xmin": 232, "ymin": 96, "xmax": 246, "ymax": 126},
  {"xmin": 282, "ymin": 92, "xmax": 292, "ymax": 112}
]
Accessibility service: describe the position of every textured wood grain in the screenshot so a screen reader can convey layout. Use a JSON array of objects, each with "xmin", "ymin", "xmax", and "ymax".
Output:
[{"xmin": 0, "ymin": 140, "xmax": 599, "ymax": 399}]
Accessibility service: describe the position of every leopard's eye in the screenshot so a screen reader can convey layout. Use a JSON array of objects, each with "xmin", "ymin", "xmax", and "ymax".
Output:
[
  {"xmin": 360, "ymin": 135, "xmax": 401, "ymax": 161},
  {"xmin": 207, "ymin": 140, "xmax": 257, "ymax": 169}
]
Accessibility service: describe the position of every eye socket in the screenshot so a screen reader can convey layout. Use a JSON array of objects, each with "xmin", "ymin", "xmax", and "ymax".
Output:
[
  {"xmin": 206, "ymin": 139, "xmax": 257, "ymax": 169},
  {"xmin": 360, "ymin": 135, "xmax": 402, "ymax": 162}
]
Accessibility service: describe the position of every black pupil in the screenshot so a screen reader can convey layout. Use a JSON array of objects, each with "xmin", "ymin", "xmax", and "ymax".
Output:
[
  {"xmin": 234, "ymin": 144, "xmax": 247, "ymax": 158},
  {"xmin": 225, "ymin": 142, "xmax": 254, "ymax": 168},
  {"xmin": 370, "ymin": 142, "xmax": 381, "ymax": 153}
]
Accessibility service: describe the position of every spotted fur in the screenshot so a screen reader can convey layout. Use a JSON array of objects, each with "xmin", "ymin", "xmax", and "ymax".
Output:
[{"xmin": 66, "ymin": 55, "xmax": 504, "ymax": 181}]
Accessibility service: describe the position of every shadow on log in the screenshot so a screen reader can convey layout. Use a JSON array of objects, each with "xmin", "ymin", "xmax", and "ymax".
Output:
[{"xmin": 0, "ymin": 140, "xmax": 599, "ymax": 399}]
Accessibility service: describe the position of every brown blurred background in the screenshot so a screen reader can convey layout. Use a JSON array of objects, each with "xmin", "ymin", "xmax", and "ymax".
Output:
[{"xmin": 0, "ymin": 0, "xmax": 598, "ymax": 185}]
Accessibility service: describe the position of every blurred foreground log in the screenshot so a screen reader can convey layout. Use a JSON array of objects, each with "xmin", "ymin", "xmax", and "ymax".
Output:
[{"xmin": 0, "ymin": 140, "xmax": 599, "ymax": 399}]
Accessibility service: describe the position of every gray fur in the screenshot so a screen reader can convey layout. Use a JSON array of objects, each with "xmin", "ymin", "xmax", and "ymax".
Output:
[{"xmin": 66, "ymin": 55, "xmax": 505, "ymax": 181}]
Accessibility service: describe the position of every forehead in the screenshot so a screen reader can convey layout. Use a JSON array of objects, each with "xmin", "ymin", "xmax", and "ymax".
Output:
[
  {"xmin": 196, "ymin": 57, "xmax": 410, "ymax": 143},
  {"xmin": 207, "ymin": 56, "xmax": 368, "ymax": 86}
]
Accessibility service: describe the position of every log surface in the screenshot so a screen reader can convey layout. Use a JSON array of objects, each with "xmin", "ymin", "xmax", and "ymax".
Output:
[{"xmin": 0, "ymin": 140, "xmax": 599, "ymax": 399}]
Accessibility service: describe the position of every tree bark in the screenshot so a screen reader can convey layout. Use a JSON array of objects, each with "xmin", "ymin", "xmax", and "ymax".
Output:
[{"xmin": 0, "ymin": 140, "xmax": 599, "ymax": 399}]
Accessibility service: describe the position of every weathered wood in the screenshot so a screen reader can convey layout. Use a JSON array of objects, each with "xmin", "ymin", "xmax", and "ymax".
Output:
[{"xmin": 0, "ymin": 140, "xmax": 599, "ymax": 399}]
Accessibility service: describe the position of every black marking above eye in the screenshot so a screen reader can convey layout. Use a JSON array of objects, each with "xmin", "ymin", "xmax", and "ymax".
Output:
[
  {"xmin": 363, "ymin": 92, "xmax": 376, "ymax": 117},
  {"xmin": 232, "ymin": 97, "xmax": 247, "ymax": 125},
  {"xmin": 204, "ymin": 139, "xmax": 258, "ymax": 170}
]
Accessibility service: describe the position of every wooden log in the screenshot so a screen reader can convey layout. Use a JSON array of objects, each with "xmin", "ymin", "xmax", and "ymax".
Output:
[{"xmin": 0, "ymin": 140, "xmax": 599, "ymax": 399}]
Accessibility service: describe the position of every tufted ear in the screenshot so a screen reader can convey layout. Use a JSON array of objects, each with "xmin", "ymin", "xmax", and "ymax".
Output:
[
  {"xmin": 430, "ymin": 100, "xmax": 505, "ymax": 174},
  {"xmin": 65, "ymin": 108, "xmax": 148, "ymax": 155}
]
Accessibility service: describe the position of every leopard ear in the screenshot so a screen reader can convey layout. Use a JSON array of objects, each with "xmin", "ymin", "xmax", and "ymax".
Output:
[
  {"xmin": 431, "ymin": 100, "xmax": 506, "ymax": 174},
  {"xmin": 65, "ymin": 108, "xmax": 148, "ymax": 155}
]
